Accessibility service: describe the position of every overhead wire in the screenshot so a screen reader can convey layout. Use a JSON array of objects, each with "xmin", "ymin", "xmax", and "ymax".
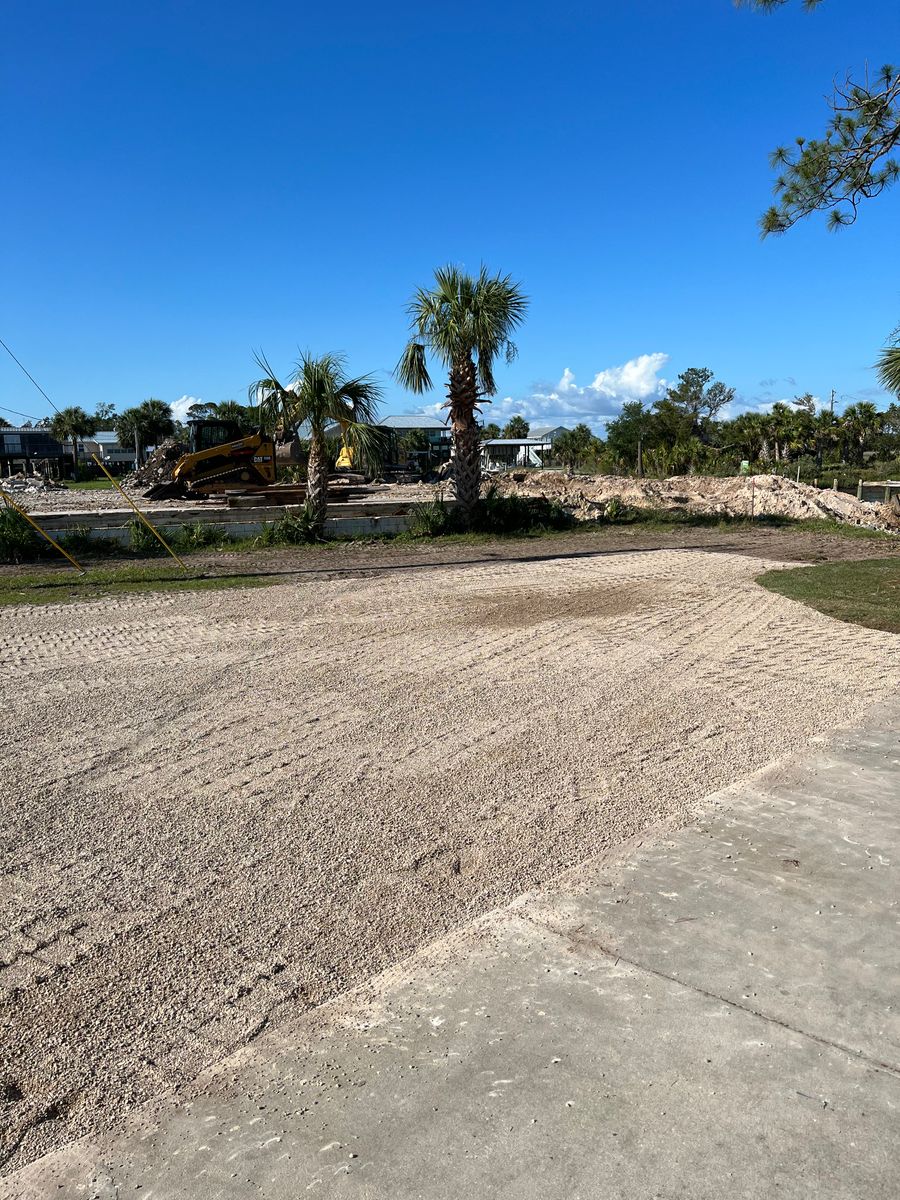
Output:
[
  {"xmin": 0, "ymin": 403, "xmax": 42, "ymax": 424},
  {"xmin": 0, "ymin": 336, "xmax": 60, "ymax": 416}
]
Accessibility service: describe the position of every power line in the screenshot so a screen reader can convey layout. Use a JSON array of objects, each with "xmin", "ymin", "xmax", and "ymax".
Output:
[
  {"xmin": 0, "ymin": 336, "xmax": 60, "ymax": 415},
  {"xmin": 0, "ymin": 403, "xmax": 42, "ymax": 423}
]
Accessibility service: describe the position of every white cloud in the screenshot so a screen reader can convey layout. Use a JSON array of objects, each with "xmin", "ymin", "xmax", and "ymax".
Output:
[
  {"xmin": 420, "ymin": 353, "xmax": 669, "ymax": 432},
  {"xmin": 171, "ymin": 395, "xmax": 204, "ymax": 423}
]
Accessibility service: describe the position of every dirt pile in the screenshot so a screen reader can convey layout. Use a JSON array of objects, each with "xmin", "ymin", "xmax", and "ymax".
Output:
[
  {"xmin": 122, "ymin": 438, "xmax": 185, "ymax": 489},
  {"xmin": 493, "ymin": 472, "xmax": 900, "ymax": 531}
]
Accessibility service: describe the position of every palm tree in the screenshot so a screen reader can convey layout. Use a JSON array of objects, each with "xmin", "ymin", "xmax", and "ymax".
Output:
[
  {"xmin": 768, "ymin": 402, "xmax": 796, "ymax": 463},
  {"xmin": 114, "ymin": 399, "xmax": 175, "ymax": 466},
  {"xmin": 841, "ymin": 401, "xmax": 881, "ymax": 465},
  {"xmin": 724, "ymin": 412, "xmax": 768, "ymax": 462},
  {"xmin": 396, "ymin": 265, "xmax": 528, "ymax": 517},
  {"xmin": 250, "ymin": 352, "xmax": 383, "ymax": 531},
  {"xmin": 214, "ymin": 400, "xmax": 258, "ymax": 429},
  {"xmin": 812, "ymin": 408, "xmax": 840, "ymax": 469},
  {"xmin": 49, "ymin": 406, "xmax": 97, "ymax": 477},
  {"xmin": 137, "ymin": 399, "xmax": 175, "ymax": 448}
]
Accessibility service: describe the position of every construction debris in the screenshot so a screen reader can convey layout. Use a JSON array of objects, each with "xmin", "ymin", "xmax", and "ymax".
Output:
[
  {"xmin": 492, "ymin": 472, "xmax": 900, "ymax": 532},
  {"xmin": 121, "ymin": 438, "xmax": 186, "ymax": 490},
  {"xmin": 0, "ymin": 473, "xmax": 66, "ymax": 499}
]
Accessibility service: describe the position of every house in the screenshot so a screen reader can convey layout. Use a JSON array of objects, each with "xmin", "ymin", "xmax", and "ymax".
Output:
[
  {"xmin": 63, "ymin": 431, "xmax": 137, "ymax": 470},
  {"xmin": 377, "ymin": 414, "xmax": 452, "ymax": 465},
  {"xmin": 480, "ymin": 436, "xmax": 554, "ymax": 470},
  {"xmin": 0, "ymin": 427, "xmax": 66, "ymax": 475}
]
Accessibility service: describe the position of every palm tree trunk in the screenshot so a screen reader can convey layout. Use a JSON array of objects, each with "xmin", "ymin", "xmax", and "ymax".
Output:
[
  {"xmin": 71, "ymin": 443, "xmax": 79, "ymax": 480},
  {"xmin": 448, "ymin": 356, "xmax": 480, "ymax": 518},
  {"xmin": 307, "ymin": 427, "xmax": 329, "ymax": 532}
]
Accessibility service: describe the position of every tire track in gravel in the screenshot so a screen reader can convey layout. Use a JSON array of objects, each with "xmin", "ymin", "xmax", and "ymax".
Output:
[{"xmin": 2, "ymin": 547, "xmax": 898, "ymax": 1174}]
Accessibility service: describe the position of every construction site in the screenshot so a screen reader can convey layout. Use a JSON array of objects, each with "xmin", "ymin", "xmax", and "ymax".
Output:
[
  {"xmin": 6, "ymin": 0, "xmax": 900, "ymax": 1190},
  {"xmin": 4, "ymin": 443, "xmax": 900, "ymax": 548},
  {"xmin": 1, "ymin": 472, "xmax": 900, "ymax": 1194}
]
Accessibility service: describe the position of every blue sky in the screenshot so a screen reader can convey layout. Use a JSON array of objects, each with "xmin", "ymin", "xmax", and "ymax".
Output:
[{"xmin": 2, "ymin": 0, "xmax": 899, "ymax": 432}]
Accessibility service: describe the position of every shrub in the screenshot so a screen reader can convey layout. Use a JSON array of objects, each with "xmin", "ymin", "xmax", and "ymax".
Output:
[
  {"xmin": 603, "ymin": 497, "xmax": 629, "ymax": 522},
  {"xmin": 470, "ymin": 488, "xmax": 574, "ymax": 534},
  {"xmin": 173, "ymin": 521, "xmax": 231, "ymax": 552},
  {"xmin": 0, "ymin": 505, "xmax": 44, "ymax": 563},
  {"xmin": 407, "ymin": 487, "xmax": 575, "ymax": 538},
  {"xmin": 407, "ymin": 497, "xmax": 457, "ymax": 537},
  {"xmin": 127, "ymin": 518, "xmax": 165, "ymax": 556},
  {"xmin": 256, "ymin": 506, "xmax": 319, "ymax": 546}
]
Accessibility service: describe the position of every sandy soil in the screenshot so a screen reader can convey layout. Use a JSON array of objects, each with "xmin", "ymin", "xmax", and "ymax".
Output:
[
  {"xmin": 492, "ymin": 471, "xmax": 900, "ymax": 531},
  {"xmin": 1, "ymin": 545, "xmax": 898, "ymax": 1173}
]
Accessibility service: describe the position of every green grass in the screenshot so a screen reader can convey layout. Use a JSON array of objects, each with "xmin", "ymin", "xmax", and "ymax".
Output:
[
  {"xmin": 757, "ymin": 558, "xmax": 900, "ymax": 634},
  {"xmin": 0, "ymin": 563, "xmax": 275, "ymax": 607},
  {"xmin": 67, "ymin": 478, "xmax": 116, "ymax": 490}
]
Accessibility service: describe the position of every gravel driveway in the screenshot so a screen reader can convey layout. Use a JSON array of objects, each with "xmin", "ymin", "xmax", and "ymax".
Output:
[{"xmin": 1, "ymin": 546, "xmax": 897, "ymax": 1173}]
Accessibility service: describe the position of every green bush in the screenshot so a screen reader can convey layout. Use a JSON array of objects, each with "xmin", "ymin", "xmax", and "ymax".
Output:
[
  {"xmin": 173, "ymin": 521, "xmax": 231, "ymax": 552},
  {"xmin": 603, "ymin": 497, "xmax": 630, "ymax": 522},
  {"xmin": 256, "ymin": 506, "xmax": 319, "ymax": 546},
  {"xmin": 470, "ymin": 487, "xmax": 574, "ymax": 534},
  {"xmin": 407, "ymin": 497, "xmax": 457, "ymax": 537},
  {"xmin": 0, "ymin": 506, "xmax": 44, "ymax": 563},
  {"xmin": 127, "ymin": 518, "xmax": 165, "ymax": 556},
  {"xmin": 408, "ymin": 488, "xmax": 574, "ymax": 537}
]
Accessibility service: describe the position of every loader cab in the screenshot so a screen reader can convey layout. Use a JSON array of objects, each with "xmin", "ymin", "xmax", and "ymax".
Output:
[{"xmin": 187, "ymin": 419, "xmax": 244, "ymax": 455}]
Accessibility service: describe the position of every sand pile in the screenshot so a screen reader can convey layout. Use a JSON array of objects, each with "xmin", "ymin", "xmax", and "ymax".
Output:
[{"xmin": 493, "ymin": 472, "xmax": 900, "ymax": 531}]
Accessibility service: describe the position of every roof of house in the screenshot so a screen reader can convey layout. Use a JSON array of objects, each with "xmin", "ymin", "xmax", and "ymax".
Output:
[
  {"xmin": 378, "ymin": 414, "xmax": 448, "ymax": 431},
  {"xmin": 530, "ymin": 424, "xmax": 569, "ymax": 437}
]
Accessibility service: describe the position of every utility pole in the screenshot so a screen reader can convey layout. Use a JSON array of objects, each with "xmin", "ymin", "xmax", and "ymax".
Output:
[{"xmin": 830, "ymin": 389, "xmax": 835, "ymax": 415}]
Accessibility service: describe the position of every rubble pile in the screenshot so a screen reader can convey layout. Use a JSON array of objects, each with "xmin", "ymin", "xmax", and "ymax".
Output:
[
  {"xmin": 0, "ymin": 473, "xmax": 66, "ymax": 500},
  {"xmin": 122, "ymin": 439, "xmax": 185, "ymax": 489},
  {"xmin": 492, "ymin": 472, "xmax": 900, "ymax": 532}
]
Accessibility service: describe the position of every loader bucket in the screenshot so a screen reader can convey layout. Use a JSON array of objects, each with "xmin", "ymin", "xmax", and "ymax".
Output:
[{"xmin": 143, "ymin": 480, "xmax": 185, "ymax": 501}]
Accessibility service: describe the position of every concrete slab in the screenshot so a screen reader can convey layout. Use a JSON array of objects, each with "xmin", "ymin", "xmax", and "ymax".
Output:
[{"xmin": 8, "ymin": 702, "xmax": 900, "ymax": 1200}]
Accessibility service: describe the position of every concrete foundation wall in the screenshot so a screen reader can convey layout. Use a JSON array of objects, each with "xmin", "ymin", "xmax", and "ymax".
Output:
[{"xmin": 31, "ymin": 500, "xmax": 450, "ymax": 545}]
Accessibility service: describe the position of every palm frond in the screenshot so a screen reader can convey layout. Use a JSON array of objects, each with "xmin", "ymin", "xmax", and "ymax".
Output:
[
  {"xmin": 248, "ymin": 351, "xmax": 295, "ymax": 436},
  {"xmin": 876, "ymin": 344, "xmax": 900, "ymax": 396},
  {"xmin": 395, "ymin": 341, "xmax": 432, "ymax": 393}
]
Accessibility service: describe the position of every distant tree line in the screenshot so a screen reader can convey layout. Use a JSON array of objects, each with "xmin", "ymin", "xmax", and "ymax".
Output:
[
  {"xmin": 604, "ymin": 368, "xmax": 900, "ymax": 477},
  {"xmin": 475, "ymin": 366, "xmax": 900, "ymax": 477}
]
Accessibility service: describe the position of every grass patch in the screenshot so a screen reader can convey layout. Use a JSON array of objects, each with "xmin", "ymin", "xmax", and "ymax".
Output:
[
  {"xmin": 67, "ymin": 479, "xmax": 116, "ymax": 490},
  {"xmin": 0, "ymin": 563, "xmax": 275, "ymax": 607},
  {"xmin": 757, "ymin": 558, "xmax": 900, "ymax": 634}
]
